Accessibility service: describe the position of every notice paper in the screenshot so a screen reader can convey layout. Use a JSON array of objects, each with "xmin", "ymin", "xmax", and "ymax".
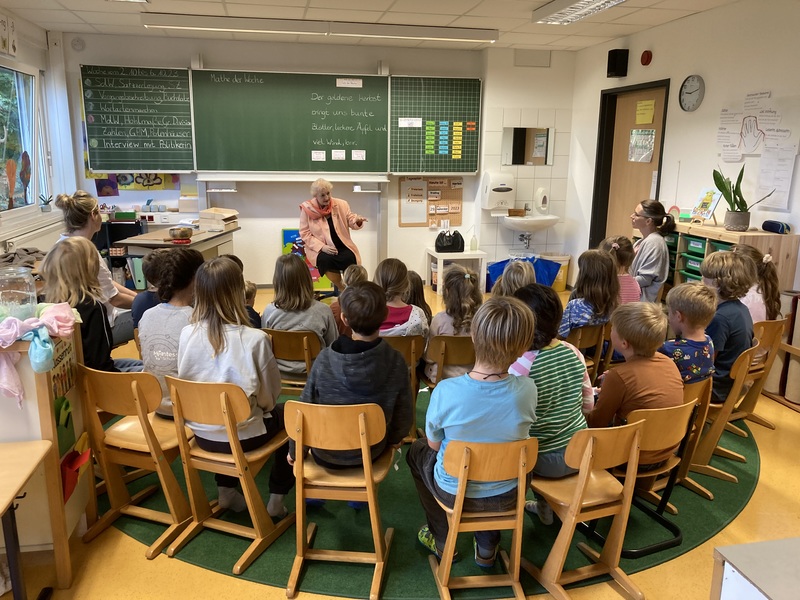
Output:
[{"xmin": 756, "ymin": 142, "xmax": 797, "ymax": 210}]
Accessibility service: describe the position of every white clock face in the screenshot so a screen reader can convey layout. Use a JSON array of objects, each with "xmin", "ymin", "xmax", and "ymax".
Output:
[{"xmin": 680, "ymin": 75, "xmax": 705, "ymax": 112}]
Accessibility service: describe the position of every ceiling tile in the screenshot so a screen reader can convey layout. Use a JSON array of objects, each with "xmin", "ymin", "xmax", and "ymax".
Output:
[
  {"xmin": 578, "ymin": 6, "xmax": 641, "ymax": 23},
  {"xmin": 388, "ymin": 0, "xmax": 482, "ymax": 17},
  {"xmin": 448, "ymin": 15, "xmax": 530, "ymax": 30},
  {"xmin": 35, "ymin": 20, "xmax": 97, "ymax": 31},
  {"xmin": 304, "ymin": 8, "xmax": 385, "ymax": 22},
  {"xmin": 83, "ymin": 23, "xmax": 158, "ymax": 36},
  {"xmin": 74, "ymin": 10, "xmax": 143, "ymax": 25},
  {"xmin": 0, "ymin": 0, "xmax": 62, "ymax": 9},
  {"xmin": 225, "ymin": 4, "xmax": 305, "ymax": 19},
  {"xmin": 225, "ymin": 0, "xmax": 306, "ymax": 5},
  {"xmin": 653, "ymin": 0, "xmax": 733, "ymax": 10},
  {"xmin": 378, "ymin": 12, "xmax": 458, "ymax": 27},
  {"xmin": 614, "ymin": 7, "xmax": 695, "ymax": 24},
  {"xmin": 575, "ymin": 22, "xmax": 648, "ymax": 36},
  {"xmin": 56, "ymin": 0, "xmax": 140, "ymax": 10},
  {"xmin": 9, "ymin": 8, "xmax": 84, "ymax": 23},
  {"xmin": 143, "ymin": 0, "xmax": 226, "ymax": 17},
  {"xmin": 547, "ymin": 35, "xmax": 614, "ymax": 47},
  {"xmin": 499, "ymin": 32, "xmax": 569, "ymax": 45},
  {"xmin": 309, "ymin": 0, "xmax": 394, "ymax": 9},
  {"xmin": 466, "ymin": 0, "xmax": 540, "ymax": 20}
]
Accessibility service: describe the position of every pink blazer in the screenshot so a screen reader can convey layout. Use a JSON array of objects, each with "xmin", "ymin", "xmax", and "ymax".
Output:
[{"xmin": 299, "ymin": 198, "xmax": 363, "ymax": 267}]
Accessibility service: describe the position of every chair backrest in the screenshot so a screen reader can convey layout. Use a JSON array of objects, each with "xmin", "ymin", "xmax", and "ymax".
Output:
[
  {"xmin": 442, "ymin": 438, "xmax": 538, "ymax": 483},
  {"xmin": 727, "ymin": 342, "xmax": 761, "ymax": 401},
  {"xmin": 565, "ymin": 323, "xmax": 607, "ymax": 382},
  {"xmin": 284, "ymin": 401, "xmax": 387, "ymax": 451},
  {"xmin": 427, "ymin": 335, "xmax": 476, "ymax": 377},
  {"xmin": 751, "ymin": 318, "xmax": 788, "ymax": 375},
  {"xmin": 264, "ymin": 329, "xmax": 322, "ymax": 372},
  {"xmin": 564, "ymin": 421, "xmax": 643, "ymax": 472},
  {"xmin": 382, "ymin": 335, "xmax": 424, "ymax": 368},
  {"xmin": 164, "ymin": 376, "xmax": 254, "ymax": 427},
  {"xmin": 626, "ymin": 401, "xmax": 697, "ymax": 453},
  {"xmin": 80, "ymin": 364, "xmax": 162, "ymax": 416}
]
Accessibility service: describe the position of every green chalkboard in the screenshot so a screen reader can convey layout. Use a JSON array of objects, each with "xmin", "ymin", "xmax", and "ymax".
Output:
[
  {"xmin": 80, "ymin": 65, "xmax": 193, "ymax": 172},
  {"xmin": 390, "ymin": 77, "xmax": 481, "ymax": 173},
  {"xmin": 192, "ymin": 71, "xmax": 389, "ymax": 172}
]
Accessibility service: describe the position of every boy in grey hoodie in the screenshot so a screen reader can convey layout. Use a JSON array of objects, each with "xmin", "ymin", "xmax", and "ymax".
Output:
[{"xmin": 288, "ymin": 281, "xmax": 413, "ymax": 468}]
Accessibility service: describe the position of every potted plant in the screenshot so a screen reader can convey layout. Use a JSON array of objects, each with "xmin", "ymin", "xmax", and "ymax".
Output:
[
  {"xmin": 713, "ymin": 165, "xmax": 774, "ymax": 231},
  {"xmin": 39, "ymin": 193, "xmax": 53, "ymax": 212}
]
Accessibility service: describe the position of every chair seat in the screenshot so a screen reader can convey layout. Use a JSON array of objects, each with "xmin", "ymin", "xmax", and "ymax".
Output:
[
  {"xmin": 187, "ymin": 435, "xmax": 282, "ymax": 464},
  {"xmin": 281, "ymin": 373, "xmax": 308, "ymax": 384},
  {"xmin": 533, "ymin": 470, "xmax": 623, "ymax": 508},
  {"xmin": 300, "ymin": 448, "xmax": 394, "ymax": 487},
  {"xmin": 105, "ymin": 414, "xmax": 190, "ymax": 453},
  {"xmin": 612, "ymin": 455, "xmax": 680, "ymax": 480}
]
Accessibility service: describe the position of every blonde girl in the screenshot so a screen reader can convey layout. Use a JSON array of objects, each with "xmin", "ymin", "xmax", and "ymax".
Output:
[
  {"xmin": 732, "ymin": 244, "xmax": 781, "ymax": 322},
  {"xmin": 331, "ymin": 263, "xmax": 368, "ymax": 337},
  {"xmin": 54, "ymin": 190, "xmax": 137, "ymax": 345},
  {"xmin": 262, "ymin": 253, "xmax": 337, "ymax": 374},
  {"xmin": 373, "ymin": 258, "xmax": 429, "ymax": 337},
  {"xmin": 42, "ymin": 237, "xmax": 142, "ymax": 373},
  {"xmin": 558, "ymin": 249, "xmax": 619, "ymax": 338},
  {"xmin": 492, "ymin": 260, "xmax": 536, "ymax": 297},
  {"xmin": 177, "ymin": 257, "xmax": 292, "ymax": 517},
  {"xmin": 423, "ymin": 264, "xmax": 483, "ymax": 383},
  {"xmin": 599, "ymin": 235, "xmax": 641, "ymax": 304}
]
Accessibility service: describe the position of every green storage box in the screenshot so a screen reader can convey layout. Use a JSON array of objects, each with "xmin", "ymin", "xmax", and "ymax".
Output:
[
  {"xmin": 681, "ymin": 252, "xmax": 703, "ymax": 273},
  {"xmin": 684, "ymin": 235, "xmax": 707, "ymax": 256},
  {"xmin": 664, "ymin": 233, "xmax": 679, "ymax": 249},
  {"xmin": 680, "ymin": 269, "xmax": 702, "ymax": 282},
  {"xmin": 710, "ymin": 240, "xmax": 733, "ymax": 253}
]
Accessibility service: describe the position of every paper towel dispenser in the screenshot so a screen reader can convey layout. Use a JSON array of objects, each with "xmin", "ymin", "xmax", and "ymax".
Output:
[{"xmin": 480, "ymin": 172, "xmax": 515, "ymax": 211}]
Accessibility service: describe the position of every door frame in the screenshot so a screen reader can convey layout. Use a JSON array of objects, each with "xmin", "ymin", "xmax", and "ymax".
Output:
[{"xmin": 589, "ymin": 79, "xmax": 671, "ymax": 248}]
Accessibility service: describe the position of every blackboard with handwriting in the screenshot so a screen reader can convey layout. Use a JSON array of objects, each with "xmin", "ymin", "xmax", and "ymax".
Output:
[
  {"xmin": 192, "ymin": 71, "xmax": 389, "ymax": 172},
  {"xmin": 80, "ymin": 65, "xmax": 193, "ymax": 172}
]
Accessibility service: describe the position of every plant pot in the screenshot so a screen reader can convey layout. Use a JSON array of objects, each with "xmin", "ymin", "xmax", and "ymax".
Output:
[
  {"xmin": 724, "ymin": 210, "xmax": 750, "ymax": 232},
  {"xmin": 40, "ymin": 205, "xmax": 52, "ymax": 212}
]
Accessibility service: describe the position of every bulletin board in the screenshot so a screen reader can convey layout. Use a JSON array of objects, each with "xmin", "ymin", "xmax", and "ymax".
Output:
[{"xmin": 398, "ymin": 176, "xmax": 463, "ymax": 228}]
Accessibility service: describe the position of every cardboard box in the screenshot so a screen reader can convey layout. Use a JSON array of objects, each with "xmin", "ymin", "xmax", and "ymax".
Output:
[{"xmin": 199, "ymin": 207, "xmax": 238, "ymax": 232}]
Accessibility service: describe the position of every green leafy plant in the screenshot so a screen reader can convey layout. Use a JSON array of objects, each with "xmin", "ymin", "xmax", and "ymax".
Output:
[
  {"xmin": 713, "ymin": 165, "xmax": 774, "ymax": 212},
  {"xmin": 39, "ymin": 193, "xmax": 53, "ymax": 205}
]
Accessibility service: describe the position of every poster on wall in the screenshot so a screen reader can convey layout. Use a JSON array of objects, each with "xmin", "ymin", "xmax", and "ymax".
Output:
[{"xmin": 629, "ymin": 129, "xmax": 655, "ymax": 162}]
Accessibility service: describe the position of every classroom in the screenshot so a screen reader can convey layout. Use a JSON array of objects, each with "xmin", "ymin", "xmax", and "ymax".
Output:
[{"xmin": 0, "ymin": 0, "xmax": 799, "ymax": 598}]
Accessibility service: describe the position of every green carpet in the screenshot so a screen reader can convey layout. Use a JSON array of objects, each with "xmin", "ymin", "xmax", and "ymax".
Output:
[{"xmin": 110, "ymin": 390, "xmax": 760, "ymax": 599}]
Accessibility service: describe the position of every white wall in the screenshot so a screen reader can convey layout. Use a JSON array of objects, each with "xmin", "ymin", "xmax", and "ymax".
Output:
[{"xmin": 569, "ymin": 0, "xmax": 800, "ymax": 287}]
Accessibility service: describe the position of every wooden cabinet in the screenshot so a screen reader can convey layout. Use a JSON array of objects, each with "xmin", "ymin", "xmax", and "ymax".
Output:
[{"xmin": 670, "ymin": 224, "xmax": 799, "ymax": 290}]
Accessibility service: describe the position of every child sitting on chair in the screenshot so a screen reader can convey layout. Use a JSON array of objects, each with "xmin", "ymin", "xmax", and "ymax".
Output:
[
  {"xmin": 330, "ymin": 264, "xmax": 368, "ymax": 337},
  {"xmin": 244, "ymin": 280, "xmax": 261, "ymax": 329},
  {"xmin": 659, "ymin": 282, "xmax": 717, "ymax": 384},
  {"xmin": 287, "ymin": 281, "xmax": 412, "ymax": 470},
  {"xmin": 406, "ymin": 296, "xmax": 537, "ymax": 568},
  {"xmin": 587, "ymin": 302, "xmax": 683, "ymax": 465},
  {"xmin": 700, "ymin": 251, "xmax": 756, "ymax": 404},
  {"xmin": 374, "ymin": 258, "xmax": 429, "ymax": 337}
]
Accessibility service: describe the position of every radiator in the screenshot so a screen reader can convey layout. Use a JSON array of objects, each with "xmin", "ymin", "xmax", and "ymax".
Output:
[{"xmin": 3, "ymin": 221, "xmax": 63, "ymax": 253}]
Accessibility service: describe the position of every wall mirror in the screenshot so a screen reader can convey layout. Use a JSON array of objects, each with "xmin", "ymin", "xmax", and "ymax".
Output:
[{"xmin": 501, "ymin": 127, "xmax": 555, "ymax": 166}]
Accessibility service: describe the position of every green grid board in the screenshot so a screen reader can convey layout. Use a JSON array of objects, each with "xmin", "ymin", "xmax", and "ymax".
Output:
[
  {"xmin": 390, "ymin": 77, "xmax": 481, "ymax": 173},
  {"xmin": 80, "ymin": 65, "xmax": 194, "ymax": 172}
]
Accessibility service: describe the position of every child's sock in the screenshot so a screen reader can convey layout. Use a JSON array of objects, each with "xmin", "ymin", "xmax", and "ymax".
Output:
[
  {"xmin": 267, "ymin": 493, "xmax": 288, "ymax": 518},
  {"xmin": 217, "ymin": 486, "xmax": 247, "ymax": 512}
]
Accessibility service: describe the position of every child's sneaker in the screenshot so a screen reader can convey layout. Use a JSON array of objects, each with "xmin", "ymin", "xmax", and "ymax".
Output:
[
  {"xmin": 417, "ymin": 525, "xmax": 460, "ymax": 562},
  {"xmin": 347, "ymin": 501, "xmax": 368, "ymax": 510},
  {"xmin": 525, "ymin": 499, "xmax": 554, "ymax": 525},
  {"xmin": 473, "ymin": 538, "xmax": 498, "ymax": 569}
]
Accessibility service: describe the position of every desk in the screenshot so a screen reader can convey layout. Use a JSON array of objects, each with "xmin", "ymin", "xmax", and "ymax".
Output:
[
  {"xmin": 425, "ymin": 248, "xmax": 488, "ymax": 295},
  {"xmin": 0, "ymin": 440, "xmax": 52, "ymax": 600},
  {"xmin": 115, "ymin": 227, "xmax": 240, "ymax": 260},
  {"xmin": 711, "ymin": 537, "xmax": 800, "ymax": 599}
]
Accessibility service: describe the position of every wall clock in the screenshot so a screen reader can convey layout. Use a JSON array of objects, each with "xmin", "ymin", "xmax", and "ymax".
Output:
[{"xmin": 679, "ymin": 75, "xmax": 705, "ymax": 112}]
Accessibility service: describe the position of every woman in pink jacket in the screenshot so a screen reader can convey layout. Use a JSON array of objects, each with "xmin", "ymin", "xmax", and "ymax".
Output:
[{"xmin": 299, "ymin": 178, "xmax": 367, "ymax": 290}]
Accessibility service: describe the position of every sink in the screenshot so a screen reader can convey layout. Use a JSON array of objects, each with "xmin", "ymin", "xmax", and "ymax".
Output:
[{"xmin": 502, "ymin": 215, "xmax": 559, "ymax": 232}]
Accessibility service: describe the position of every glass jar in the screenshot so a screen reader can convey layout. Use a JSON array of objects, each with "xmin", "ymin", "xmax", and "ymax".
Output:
[{"xmin": 0, "ymin": 266, "xmax": 37, "ymax": 320}]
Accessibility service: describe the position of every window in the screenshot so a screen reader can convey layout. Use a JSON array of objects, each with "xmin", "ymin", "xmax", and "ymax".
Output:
[{"xmin": 0, "ymin": 63, "xmax": 38, "ymax": 212}]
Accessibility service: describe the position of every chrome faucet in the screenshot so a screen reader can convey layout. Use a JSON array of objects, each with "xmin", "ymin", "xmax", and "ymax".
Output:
[
  {"xmin": 524, "ymin": 203, "xmax": 531, "ymax": 213},
  {"xmin": 518, "ymin": 233, "xmax": 532, "ymax": 249}
]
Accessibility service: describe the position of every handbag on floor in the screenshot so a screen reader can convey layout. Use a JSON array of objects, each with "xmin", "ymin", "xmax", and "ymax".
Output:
[{"xmin": 435, "ymin": 229, "xmax": 465, "ymax": 253}]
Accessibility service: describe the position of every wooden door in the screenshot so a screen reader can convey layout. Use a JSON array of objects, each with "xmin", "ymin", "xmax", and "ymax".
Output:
[{"xmin": 605, "ymin": 86, "xmax": 667, "ymax": 238}]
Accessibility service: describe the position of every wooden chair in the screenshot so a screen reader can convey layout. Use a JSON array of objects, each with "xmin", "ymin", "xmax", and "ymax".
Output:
[
  {"xmin": 429, "ymin": 438, "xmax": 538, "ymax": 600},
  {"xmin": 284, "ymin": 401, "xmax": 395, "ymax": 600},
  {"xmin": 690, "ymin": 344, "xmax": 759, "ymax": 484},
  {"xmin": 381, "ymin": 335, "xmax": 424, "ymax": 439},
  {"xmin": 727, "ymin": 318, "xmax": 788, "ymax": 434},
  {"xmin": 587, "ymin": 401, "xmax": 698, "ymax": 559},
  {"xmin": 79, "ymin": 366, "xmax": 191, "ymax": 559},
  {"xmin": 639, "ymin": 377, "xmax": 715, "ymax": 509},
  {"xmin": 521, "ymin": 421, "xmax": 644, "ymax": 600},
  {"xmin": 164, "ymin": 376, "xmax": 295, "ymax": 575},
  {"xmin": 564, "ymin": 323, "xmax": 607, "ymax": 385},
  {"xmin": 421, "ymin": 335, "xmax": 476, "ymax": 389},
  {"xmin": 263, "ymin": 328, "xmax": 322, "ymax": 396},
  {"xmin": 133, "ymin": 327, "xmax": 142, "ymax": 359}
]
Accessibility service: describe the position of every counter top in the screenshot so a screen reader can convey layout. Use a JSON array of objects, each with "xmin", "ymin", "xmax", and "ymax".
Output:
[{"xmin": 114, "ymin": 226, "xmax": 240, "ymax": 250}]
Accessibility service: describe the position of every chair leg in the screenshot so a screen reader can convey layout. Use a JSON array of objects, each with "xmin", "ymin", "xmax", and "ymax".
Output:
[
  {"xmin": 713, "ymin": 445, "xmax": 746, "ymax": 463},
  {"xmin": 689, "ymin": 463, "xmax": 738, "ymax": 484},
  {"xmin": 499, "ymin": 550, "xmax": 526, "ymax": 600},
  {"xmin": 83, "ymin": 484, "xmax": 157, "ymax": 543},
  {"xmin": 679, "ymin": 476, "xmax": 715, "ymax": 500},
  {"xmin": 521, "ymin": 509, "xmax": 578, "ymax": 600},
  {"xmin": 233, "ymin": 513, "xmax": 295, "ymax": 575},
  {"xmin": 724, "ymin": 421, "xmax": 749, "ymax": 438},
  {"xmin": 746, "ymin": 412, "xmax": 776, "ymax": 430},
  {"xmin": 428, "ymin": 554, "xmax": 453, "ymax": 600},
  {"xmin": 577, "ymin": 542, "xmax": 644, "ymax": 600},
  {"xmin": 369, "ymin": 528, "xmax": 394, "ymax": 600},
  {"xmin": 287, "ymin": 522, "xmax": 317, "ymax": 599}
]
